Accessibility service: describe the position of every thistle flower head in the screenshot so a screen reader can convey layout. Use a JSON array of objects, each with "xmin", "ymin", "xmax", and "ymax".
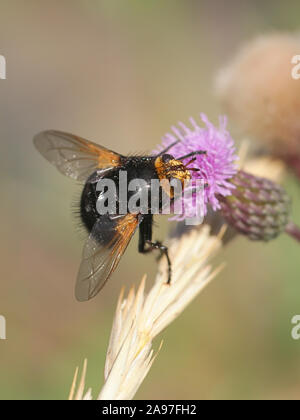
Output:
[
  {"xmin": 219, "ymin": 170, "xmax": 291, "ymax": 241},
  {"xmin": 153, "ymin": 114, "xmax": 238, "ymax": 219},
  {"xmin": 215, "ymin": 33, "xmax": 300, "ymax": 174}
]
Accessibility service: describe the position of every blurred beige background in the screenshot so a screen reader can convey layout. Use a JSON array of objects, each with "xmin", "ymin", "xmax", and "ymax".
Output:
[{"xmin": 1, "ymin": 0, "xmax": 300, "ymax": 399}]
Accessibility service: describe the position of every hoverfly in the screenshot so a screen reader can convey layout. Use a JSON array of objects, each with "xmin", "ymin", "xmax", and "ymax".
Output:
[{"xmin": 34, "ymin": 131, "xmax": 205, "ymax": 301}]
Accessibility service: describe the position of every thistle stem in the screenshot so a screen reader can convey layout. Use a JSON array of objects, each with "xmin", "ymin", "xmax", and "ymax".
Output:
[{"xmin": 285, "ymin": 221, "xmax": 300, "ymax": 242}]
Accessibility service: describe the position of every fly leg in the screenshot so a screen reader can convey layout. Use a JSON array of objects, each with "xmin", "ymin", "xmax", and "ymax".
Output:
[
  {"xmin": 138, "ymin": 215, "xmax": 172, "ymax": 284},
  {"xmin": 144, "ymin": 240, "xmax": 172, "ymax": 284}
]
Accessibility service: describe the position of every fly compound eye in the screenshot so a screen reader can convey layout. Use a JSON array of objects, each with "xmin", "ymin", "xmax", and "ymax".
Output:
[{"xmin": 161, "ymin": 153, "xmax": 174, "ymax": 163}]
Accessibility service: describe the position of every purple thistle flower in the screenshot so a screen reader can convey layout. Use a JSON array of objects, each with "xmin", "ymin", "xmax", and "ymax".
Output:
[{"xmin": 153, "ymin": 113, "xmax": 238, "ymax": 219}]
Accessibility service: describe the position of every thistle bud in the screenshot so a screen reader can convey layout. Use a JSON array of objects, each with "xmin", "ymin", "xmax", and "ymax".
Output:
[{"xmin": 219, "ymin": 170, "xmax": 291, "ymax": 241}]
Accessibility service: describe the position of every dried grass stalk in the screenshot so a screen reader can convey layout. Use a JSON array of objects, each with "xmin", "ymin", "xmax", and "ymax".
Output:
[{"xmin": 69, "ymin": 225, "xmax": 224, "ymax": 400}]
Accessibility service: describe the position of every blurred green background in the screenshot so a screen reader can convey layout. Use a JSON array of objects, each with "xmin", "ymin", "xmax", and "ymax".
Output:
[{"xmin": 1, "ymin": 0, "xmax": 300, "ymax": 400}]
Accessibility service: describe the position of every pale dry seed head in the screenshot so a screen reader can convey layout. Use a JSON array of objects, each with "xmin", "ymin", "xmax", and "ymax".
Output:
[
  {"xmin": 69, "ymin": 225, "xmax": 223, "ymax": 400},
  {"xmin": 216, "ymin": 33, "xmax": 300, "ymax": 157}
]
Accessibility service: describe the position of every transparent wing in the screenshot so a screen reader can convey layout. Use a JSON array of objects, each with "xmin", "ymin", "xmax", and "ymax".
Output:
[
  {"xmin": 75, "ymin": 214, "xmax": 141, "ymax": 301},
  {"xmin": 33, "ymin": 130, "xmax": 122, "ymax": 181}
]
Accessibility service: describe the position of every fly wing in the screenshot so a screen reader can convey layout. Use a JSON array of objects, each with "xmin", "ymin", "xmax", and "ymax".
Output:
[
  {"xmin": 75, "ymin": 213, "xmax": 141, "ymax": 301},
  {"xmin": 33, "ymin": 130, "xmax": 122, "ymax": 181}
]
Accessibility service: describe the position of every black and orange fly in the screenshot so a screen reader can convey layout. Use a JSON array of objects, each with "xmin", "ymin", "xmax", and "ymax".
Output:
[{"xmin": 34, "ymin": 131, "xmax": 205, "ymax": 301}]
